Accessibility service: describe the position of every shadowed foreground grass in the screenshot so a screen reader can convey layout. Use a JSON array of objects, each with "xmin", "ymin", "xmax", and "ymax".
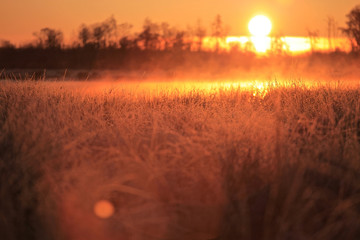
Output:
[{"xmin": 1, "ymin": 80, "xmax": 360, "ymax": 240}]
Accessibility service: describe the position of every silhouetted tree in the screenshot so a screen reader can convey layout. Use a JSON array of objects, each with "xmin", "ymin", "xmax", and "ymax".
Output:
[
  {"xmin": 119, "ymin": 37, "xmax": 138, "ymax": 50},
  {"xmin": 119, "ymin": 37, "xmax": 130, "ymax": 50},
  {"xmin": 89, "ymin": 16, "xmax": 118, "ymax": 48},
  {"xmin": 33, "ymin": 28, "xmax": 63, "ymax": 49},
  {"xmin": 138, "ymin": 27, "xmax": 151, "ymax": 50},
  {"xmin": 102, "ymin": 16, "xmax": 118, "ymax": 47},
  {"xmin": 160, "ymin": 22, "xmax": 176, "ymax": 50},
  {"xmin": 270, "ymin": 34, "xmax": 289, "ymax": 55},
  {"xmin": 93, "ymin": 26, "xmax": 106, "ymax": 48},
  {"xmin": 195, "ymin": 19, "xmax": 207, "ymax": 52},
  {"xmin": 173, "ymin": 31, "xmax": 186, "ymax": 51},
  {"xmin": 78, "ymin": 24, "xmax": 92, "ymax": 47},
  {"xmin": 326, "ymin": 16, "xmax": 338, "ymax": 51},
  {"xmin": 0, "ymin": 40, "xmax": 15, "ymax": 49},
  {"xmin": 211, "ymin": 14, "xmax": 226, "ymax": 52},
  {"xmin": 138, "ymin": 19, "xmax": 160, "ymax": 50},
  {"xmin": 307, "ymin": 29, "xmax": 319, "ymax": 52},
  {"xmin": 118, "ymin": 23, "xmax": 133, "ymax": 39},
  {"xmin": 116, "ymin": 23, "xmax": 134, "ymax": 50},
  {"xmin": 342, "ymin": 5, "xmax": 360, "ymax": 52}
]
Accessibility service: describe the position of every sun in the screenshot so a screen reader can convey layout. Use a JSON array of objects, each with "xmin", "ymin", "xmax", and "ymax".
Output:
[{"xmin": 248, "ymin": 15, "xmax": 272, "ymax": 37}]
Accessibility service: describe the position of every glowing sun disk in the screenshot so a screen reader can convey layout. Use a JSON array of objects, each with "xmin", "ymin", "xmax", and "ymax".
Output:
[{"xmin": 248, "ymin": 15, "xmax": 272, "ymax": 37}]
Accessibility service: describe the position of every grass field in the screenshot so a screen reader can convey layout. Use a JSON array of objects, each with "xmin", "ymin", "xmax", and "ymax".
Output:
[{"xmin": 1, "ymin": 79, "xmax": 360, "ymax": 240}]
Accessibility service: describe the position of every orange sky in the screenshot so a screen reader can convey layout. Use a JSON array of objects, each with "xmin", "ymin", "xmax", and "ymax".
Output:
[{"xmin": 1, "ymin": 0, "xmax": 359, "ymax": 45}]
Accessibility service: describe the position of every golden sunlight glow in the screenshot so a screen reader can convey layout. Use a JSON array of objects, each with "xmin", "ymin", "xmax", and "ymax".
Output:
[
  {"xmin": 248, "ymin": 15, "xmax": 272, "ymax": 53},
  {"xmin": 226, "ymin": 36, "xmax": 351, "ymax": 54},
  {"xmin": 251, "ymin": 36, "xmax": 271, "ymax": 53},
  {"xmin": 248, "ymin": 15, "xmax": 272, "ymax": 37},
  {"xmin": 64, "ymin": 78, "xmax": 360, "ymax": 103}
]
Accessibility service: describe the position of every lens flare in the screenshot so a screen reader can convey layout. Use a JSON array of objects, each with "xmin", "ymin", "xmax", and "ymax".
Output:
[{"xmin": 94, "ymin": 200, "xmax": 114, "ymax": 219}]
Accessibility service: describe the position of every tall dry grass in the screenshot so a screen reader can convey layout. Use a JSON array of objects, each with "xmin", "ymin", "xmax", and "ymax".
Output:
[{"xmin": 0, "ymin": 79, "xmax": 360, "ymax": 240}]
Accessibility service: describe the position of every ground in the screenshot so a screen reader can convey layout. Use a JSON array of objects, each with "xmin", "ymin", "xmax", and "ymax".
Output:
[{"xmin": 1, "ymin": 78, "xmax": 360, "ymax": 240}]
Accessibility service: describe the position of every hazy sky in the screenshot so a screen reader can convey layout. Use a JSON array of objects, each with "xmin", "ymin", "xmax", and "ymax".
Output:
[{"xmin": 1, "ymin": 0, "xmax": 359, "ymax": 44}]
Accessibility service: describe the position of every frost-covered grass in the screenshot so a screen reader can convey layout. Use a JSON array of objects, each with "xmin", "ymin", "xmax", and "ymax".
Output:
[{"xmin": 1, "ymin": 79, "xmax": 360, "ymax": 240}]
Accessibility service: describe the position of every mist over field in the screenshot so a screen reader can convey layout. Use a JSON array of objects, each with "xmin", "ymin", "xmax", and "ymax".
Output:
[{"xmin": 2, "ymin": 51, "xmax": 360, "ymax": 84}]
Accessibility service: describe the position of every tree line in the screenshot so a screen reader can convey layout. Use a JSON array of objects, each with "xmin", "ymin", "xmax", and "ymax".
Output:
[
  {"xmin": 1, "ymin": 6, "xmax": 360, "ymax": 70},
  {"xmin": 1, "ymin": 15, "xmax": 226, "ymax": 52}
]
